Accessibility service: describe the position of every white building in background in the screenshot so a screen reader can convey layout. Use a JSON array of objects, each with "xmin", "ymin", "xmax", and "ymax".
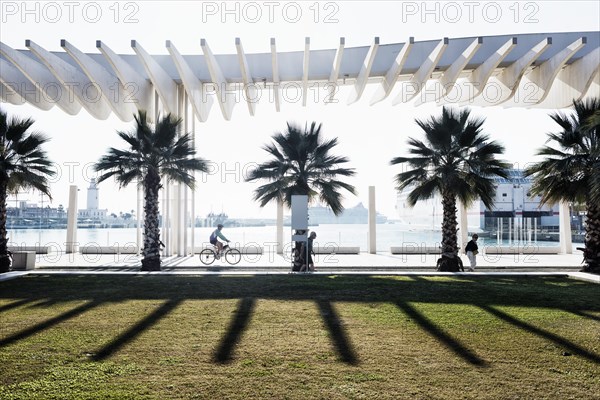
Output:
[
  {"xmin": 396, "ymin": 170, "xmax": 559, "ymax": 232},
  {"xmin": 78, "ymin": 179, "xmax": 108, "ymax": 219}
]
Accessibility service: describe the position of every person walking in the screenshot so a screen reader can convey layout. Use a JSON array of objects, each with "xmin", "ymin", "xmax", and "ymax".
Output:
[{"xmin": 464, "ymin": 233, "xmax": 479, "ymax": 272}]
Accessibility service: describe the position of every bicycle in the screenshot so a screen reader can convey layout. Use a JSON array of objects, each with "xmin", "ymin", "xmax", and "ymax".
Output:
[{"xmin": 199, "ymin": 244, "xmax": 241, "ymax": 265}]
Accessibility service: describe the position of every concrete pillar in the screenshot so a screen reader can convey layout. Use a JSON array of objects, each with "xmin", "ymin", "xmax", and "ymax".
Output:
[
  {"xmin": 559, "ymin": 200, "xmax": 573, "ymax": 254},
  {"xmin": 65, "ymin": 185, "xmax": 78, "ymax": 254},
  {"xmin": 458, "ymin": 200, "xmax": 468, "ymax": 252},
  {"xmin": 368, "ymin": 186, "xmax": 376, "ymax": 254},
  {"xmin": 277, "ymin": 199, "xmax": 284, "ymax": 254},
  {"xmin": 191, "ymin": 112, "xmax": 196, "ymax": 255}
]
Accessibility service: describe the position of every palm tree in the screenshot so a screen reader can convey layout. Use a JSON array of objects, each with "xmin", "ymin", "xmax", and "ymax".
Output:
[
  {"xmin": 391, "ymin": 107, "xmax": 510, "ymax": 271},
  {"xmin": 246, "ymin": 121, "xmax": 356, "ymax": 215},
  {"xmin": 0, "ymin": 109, "xmax": 55, "ymax": 273},
  {"xmin": 524, "ymin": 98, "xmax": 600, "ymax": 273},
  {"xmin": 95, "ymin": 110, "xmax": 209, "ymax": 271}
]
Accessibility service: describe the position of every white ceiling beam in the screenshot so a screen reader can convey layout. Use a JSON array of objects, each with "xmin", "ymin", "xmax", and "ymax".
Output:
[
  {"xmin": 96, "ymin": 40, "xmax": 155, "ymax": 120},
  {"xmin": 472, "ymin": 37, "xmax": 551, "ymax": 106},
  {"xmin": 235, "ymin": 37, "xmax": 257, "ymax": 116},
  {"xmin": 270, "ymin": 38, "xmax": 281, "ymax": 112},
  {"xmin": 61, "ymin": 40, "xmax": 136, "ymax": 122},
  {"xmin": 415, "ymin": 37, "xmax": 482, "ymax": 106},
  {"xmin": 0, "ymin": 41, "xmax": 81, "ymax": 115},
  {"xmin": 326, "ymin": 37, "xmax": 345, "ymax": 105},
  {"xmin": 131, "ymin": 40, "xmax": 178, "ymax": 116},
  {"xmin": 166, "ymin": 40, "xmax": 213, "ymax": 122},
  {"xmin": 201, "ymin": 38, "xmax": 236, "ymax": 121},
  {"xmin": 347, "ymin": 37, "xmax": 379, "ymax": 105},
  {"xmin": 516, "ymin": 37, "xmax": 587, "ymax": 105},
  {"xmin": 533, "ymin": 46, "xmax": 599, "ymax": 108},
  {"xmin": 26, "ymin": 40, "xmax": 111, "ymax": 119},
  {"xmin": 370, "ymin": 37, "xmax": 413, "ymax": 106},
  {"xmin": 302, "ymin": 37, "xmax": 310, "ymax": 107},
  {"xmin": 443, "ymin": 37, "xmax": 517, "ymax": 105},
  {"xmin": 0, "ymin": 58, "xmax": 53, "ymax": 110},
  {"xmin": 393, "ymin": 37, "xmax": 448, "ymax": 105}
]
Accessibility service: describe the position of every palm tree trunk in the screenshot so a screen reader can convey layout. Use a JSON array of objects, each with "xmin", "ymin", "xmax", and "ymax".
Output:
[
  {"xmin": 0, "ymin": 181, "xmax": 10, "ymax": 273},
  {"xmin": 441, "ymin": 189, "xmax": 459, "ymax": 254},
  {"xmin": 436, "ymin": 188, "xmax": 463, "ymax": 272},
  {"xmin": 141, "ymin": 171, "xmax": 162, "ymax": 271},
  {"xmin": 582, "ymin": 200, "xmax": 600, "ymax": 273}
]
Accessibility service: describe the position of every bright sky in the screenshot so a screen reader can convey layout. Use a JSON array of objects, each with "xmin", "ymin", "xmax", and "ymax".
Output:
[{"xmin": 1, "ymin": 1, "xmax": 599, "ymax": 219}]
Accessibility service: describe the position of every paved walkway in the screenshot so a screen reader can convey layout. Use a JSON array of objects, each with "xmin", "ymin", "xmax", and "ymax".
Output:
[
  {"xmin": 3, "ymin": 251, "xmax": 598, "ymax": 284},
  {"xmin": 19, "ymin": 250, "xmax": 589, "ymax": 271}
]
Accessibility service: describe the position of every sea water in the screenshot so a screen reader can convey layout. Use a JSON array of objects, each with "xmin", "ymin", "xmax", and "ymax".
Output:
[{"xmin": 7, "ymin": 224, "xmax": 566, "ymax": 253}]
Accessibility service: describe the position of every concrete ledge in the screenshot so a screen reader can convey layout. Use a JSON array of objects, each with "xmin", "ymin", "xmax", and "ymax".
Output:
[
  {"xmin": 80, "ymin": 245, "xmax": 139, "ymax": 254},
  {"xmin": 391, "ymin": 246, "xmax": 441, "ymax": 254},
  {"xmin": 8, "ymin": 245, "xmax": 49, "ymax": 254},
  {"xmin": 314, "ymin": 246, "xmax": 360, "ymax": 254},
  {"xmin": 484, "ymin": 246, "xmax": 561, "ymax": 255},
  {"xmin": 11, "ymin": 251, "xmax": 36, "ymax": 270}
]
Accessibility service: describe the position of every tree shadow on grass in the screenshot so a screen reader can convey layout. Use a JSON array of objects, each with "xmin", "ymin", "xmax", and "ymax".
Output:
[
  {"xmin": 480, "ymin": 305, "xmax": 600, "ymax": 364},
  {"xmin": 92, "ymin": 299, "xmax": 182, "ymax": 361},
  {"xmin": 395, "ymin": 301, "xmax": 488, "ymax": 367},
  {"xmin": 567, "ymin": 309, "xmax": 600, "ymax": 323},
  {"xmin": 213, "ymin": 297, "xmax": 256, "ymax": 364}
]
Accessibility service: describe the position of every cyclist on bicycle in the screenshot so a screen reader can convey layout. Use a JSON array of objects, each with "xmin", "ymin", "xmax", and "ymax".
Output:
[{"xmin": 209, "ymin": 224, "xmax": 230, "ymax": 257}]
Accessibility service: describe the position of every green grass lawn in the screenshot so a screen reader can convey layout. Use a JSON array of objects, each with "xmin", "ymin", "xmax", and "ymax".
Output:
[{"xmin": 1, "ymin": 274, "xmax": 599, "ymax": 400}]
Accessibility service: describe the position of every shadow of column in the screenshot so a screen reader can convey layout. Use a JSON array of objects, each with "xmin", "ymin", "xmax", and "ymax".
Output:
[
  {"xmin": 396, "ymin": 301, "xmax": 487, "ymax": 367},
  {"xmin": 0, "ymin": 298, "xmax": 33, "ymax": 314},
  {"xmin": 316, "ymin": 299, "xmax": 359, "ymax": 365},
  {"xmin": 0, "ymin": 300, "xmax": 101, "ymax": 348},
  {"xmin": 481, "ymin": 305, "xmax": 600, "ymax": 364},
  {"xmin": 92, "ymin": 299, "xmax": 182, "ymax": 361},
  {"xmin": 213, "ymin": 297, "xmax": 256, "ymax": 364}
]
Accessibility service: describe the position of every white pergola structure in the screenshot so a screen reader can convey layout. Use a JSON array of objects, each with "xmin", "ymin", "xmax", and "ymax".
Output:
[{"xmin": 1, "ymin": 31, "xmax": 599, "ymax": 256}]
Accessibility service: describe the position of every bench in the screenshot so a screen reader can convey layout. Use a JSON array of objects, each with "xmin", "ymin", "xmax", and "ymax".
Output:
[
  {"xmin": 313, "ymin": 246, "xmax": 360, "ymax": 255},
  {"xmin": 11, "ymin": 251, "xmax": 36, "ymax": 270},
  {"xmin": 80, "ymin": 245, "xmax": 139, "ymax": 254},
  {"xmin": 390, "ymin": 246, "xmax": 441, "ymax": 254},
  {"xmin": 8, "ymin": 245, "xmax": 49, "ymax": 254},
  {"xmin": 483, "ymin": 246, "xmax": 561, "ymax": 255}
]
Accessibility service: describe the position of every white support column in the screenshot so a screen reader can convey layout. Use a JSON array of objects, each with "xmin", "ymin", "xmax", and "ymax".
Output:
[
  {"xmin": 302, "ymin": 37, "xmax": 310, "ymax": 107},
  {"xmin": 183, "ymin": 92, "xmax": 189, "ymax": 255},
  {"xmin": 368, "ymin": 186, "xmax": 376, "ymax": 254},
  {"xmin": 277, "ymin": 200, "xmax": 284, "ymax": 254},
  {"xmin": 66, "ymin": 185, "xmax": 78, "ymax": 254},
  {"xmin": 458, "ymin": 200, "xmax": 468, "ymax": 253},
  {"xmin": 559, "ymin": 201, "xmax": 573, "ymax": 254},
  {"xmin": 270, "ymin": 38, "xmax": 281, "ymax": 112},
  {"xmin": 191, "ymin": 112, "xmax": 196, "ymax": 254}
]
